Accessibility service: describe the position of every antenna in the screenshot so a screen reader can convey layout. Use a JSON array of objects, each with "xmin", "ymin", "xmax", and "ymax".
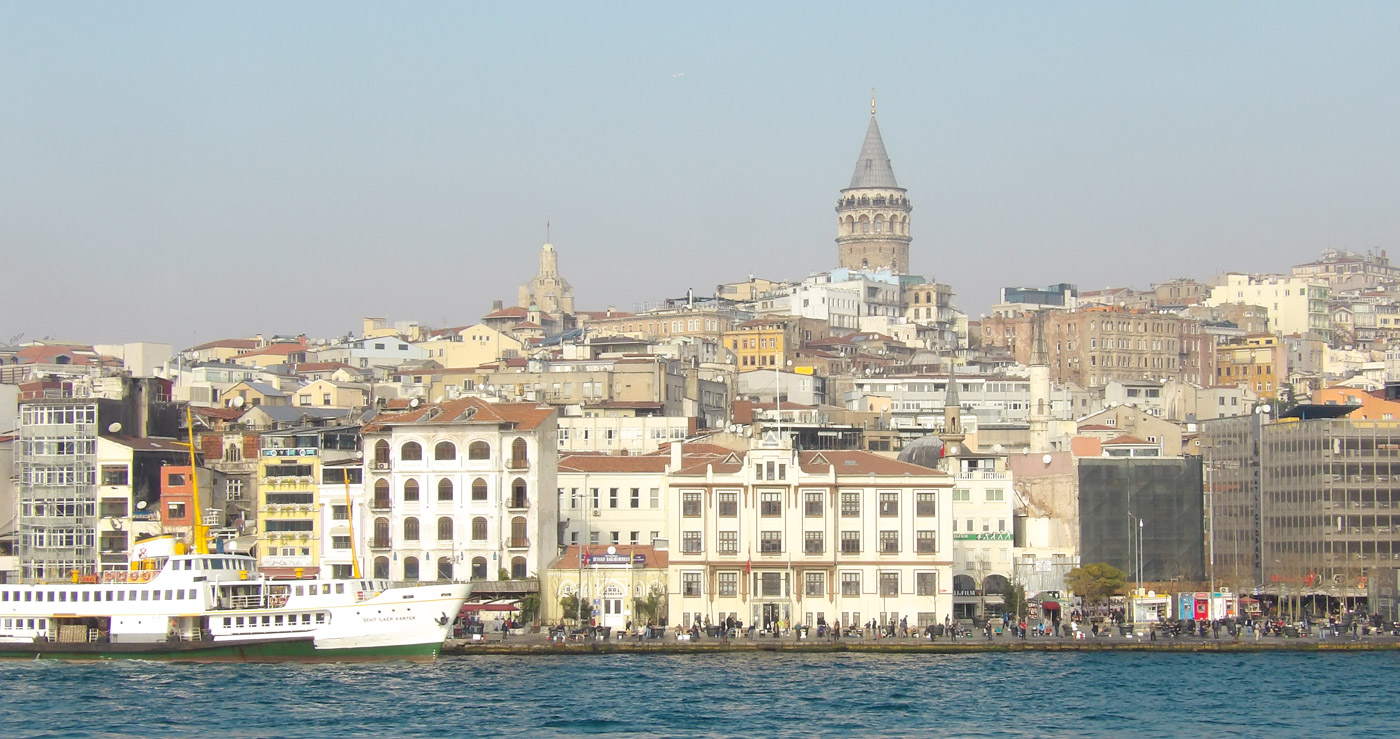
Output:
[{"xmin": 871, "ymin": 88, "xmax": 876, "ymax": 116}]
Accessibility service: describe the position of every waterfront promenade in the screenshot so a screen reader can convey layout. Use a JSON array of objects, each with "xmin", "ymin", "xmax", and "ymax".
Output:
[{"xmin": 442, "ymin": 630, "xmax": 1400, "ymax": 656}]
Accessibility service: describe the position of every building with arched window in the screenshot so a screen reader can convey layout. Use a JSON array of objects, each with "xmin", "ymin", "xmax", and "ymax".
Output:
[{"xmin": 358, "ymin": 398, "xmax": 558, "ymax": 587}]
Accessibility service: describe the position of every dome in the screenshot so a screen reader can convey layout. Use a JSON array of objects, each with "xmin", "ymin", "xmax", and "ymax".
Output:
[{"xmin": 896, "ymin": 435, "xmax": 945, "ymax": 469}]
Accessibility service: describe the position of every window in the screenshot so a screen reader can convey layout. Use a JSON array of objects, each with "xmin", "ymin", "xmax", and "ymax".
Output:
[
  {"xmin": 167, "ymin": 502, "xmax": 186, "ymax": 519},
  {"xmin": 682, "ymin": 572, "xmax": 702, "ymax": 597},
  {"xmin": 437, "ymin": 479, "xmax": 454, "ymax": 501},
  {"xmin": 682, "ymin": 531, "xmax": 702, "ymax": 554},
  {"xmin": 804, "ymin": 492, "xmax": 823, "ymax": 517},
  {"xmin": 226, "ymin": 479, "xmax": 244, "ymax": 501},
  {"xmin": 468, "ymin": 441, "xmax": 490, "ymax": 460},
  {"xmin": 760, "ymin": 531, "xmax": 782, "ymax": 554},
  {"xmin": 101, "ymin": 466, "xmax": 129, "ymax": 486},
  {"xmin": 916, "ymin": 491, "xmax": 936, "ymax": 516},
  {"xmin": 952, "ymin": 488, "xmax": 970, "ymax": 502},
  {"xmin": 718, "ymin": 572, "xmax": 738, "ymax": 596},
  {"xmin": 805, "ymin": 572, "xmax": 825, "ymax": 597},
  {"xmin": 403, "ymin": 479, "xmax": 420, "ymax": 502},
  {"xmin": 403, "ymin": 557, "xmax": 419, "ymax": 581},
  {"xmin": 331, "ymin": 505, "xmax": 348, "ymax": 521},
  {"xmin": 609, "ymin": 488, "xmax": 618, "ymax": 509},
  {"xmin": 916, "ymin": 572, "xmax": 937, "ymax": 596},
  {"xmin": 403, "ymin": 517, "xmax": 420, "ymax": 541},
  {"xmin": 434, "ymin": 442, "xmax": 456, "ymax": 460},
  {"xmin": 878, "ymin": 492, "xmax": 898, "ymax": 517},
  {"xmin": 718, "ymin": 492, "xmax": 738, "ymax": 517},
  {"xmin": 804, "ymin": 531, "xmax": 824, "ymax": 554},
  {"xmin": 401, "ymin": 442, "xmax": 422, "ymax": 461},
  {"xmin": 916, "ymin": 530, "xmax": 936, "ymax": 553},
  {"xmin": 840, "ymin": 531, "xmax": 861, "ymax": 554},
  {"xmin": 841, "ymin": 492, "xmax": 860, "ymax": 517},
  {"xmin": 630, "ymin": 488, "xmax": 640, "ymax": 509},
  {"xmin": 985, "ymin": 489, "xmax": 1005, "ymax": 502},
  {"xmin": 472, "ymin": 478, "xmax": 487, "ymax": 501},
  {"xmin": 650, "ymin": 488, "xmax": 660, "ymax": 509},
  {"xmin": 760, "ymin": 572, "xmax": 783, "ymax": 597},
  {"xmin": 471, "ymin": 517, "xmax": 487, "ymax": 541},
  {"xmin": 718, "ymin": 530, "xmax": 738, "ymax": 554},
  {"xmin": 841, "ymin": 572, "xmax": 860, "ymax": 596},
  {"xmin": 879, "ymin": 572, "xmax": 899, "ymax": 597},
  {"xmin": 682, "ymin": 492, "xmax": 702, "ymax": 517},
  {"xmin": 760, "ymin": 492, "xmax": 782, "ymax": 517},
  {"xmin": 880, "ymin": 530, "xmax": 899, "ymax": 553},
  {"xmin": 331, "ymin": 536, "xmax": 351, "ymax": 550},
  {"xmin": 437, "ymin": 517, "xmax": 453, "ymax": 540}
]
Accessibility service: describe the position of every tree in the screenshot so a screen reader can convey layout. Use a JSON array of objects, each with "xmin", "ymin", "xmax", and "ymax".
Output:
[
  {"xmin": 633, "ymin": 591, "xmax": 666, "ymax": 625},
  {"xmin": 559, "ymin": 593, "xmax": 593, "ymax": 623},
  {"xmin": 1065, "ymin": 563, "xmax": 1128, "ymax": 605},
  {"xmin": 517, "ymin": 593, "xmax": 541, "ymax": 625},
  {"xmin": 1001, "ymin": 581, "xmax": 1029, "ymax": 621}
]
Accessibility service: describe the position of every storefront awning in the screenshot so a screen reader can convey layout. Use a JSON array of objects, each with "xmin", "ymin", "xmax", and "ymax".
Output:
[{"xmin": 461, "ymin": 603, "xmax": 518, "ymax": 612}]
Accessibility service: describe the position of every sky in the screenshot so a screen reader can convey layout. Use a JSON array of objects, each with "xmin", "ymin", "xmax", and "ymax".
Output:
[{"xmin": 3, "ymin": 2, "xmax": 1398, "ymax": 348}]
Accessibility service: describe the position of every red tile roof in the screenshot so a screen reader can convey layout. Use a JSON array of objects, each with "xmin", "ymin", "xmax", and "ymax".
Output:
[
  {"xmin": 362, "ymin": 398, "xmax": 554, "ymax": 433},
  {"xmin": 1102, "ymin": 435, "xmax": 1151, "ymax": 446},
  {"xmin": 484, "ymin": 306, "xmax": 529, "ymax": 319},
  {"xmin": 550, "ymin": 544, "xmax": 668, "ymax": 570},
  {"xmin": 559, "ymin": 455, "xmax": 672, "ymax": 473},
  {"xmin": 17, "ymin": 345, "xmax": 99, "ymax": 365},
  {"xmin": 189, "ymin": 338, "xmax": 259, "ymax": 351},
  {"xmin": 291, "ymin": 362, "xmax": 354, "ymax": 373},
  {"xmin": 191, "ymin": 406, "xmax": 246, "ymax": 421}
]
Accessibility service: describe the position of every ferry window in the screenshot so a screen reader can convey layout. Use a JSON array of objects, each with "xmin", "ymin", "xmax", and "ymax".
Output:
[
  {"xmin": 25, "ymin": 592, "xmax": 32, "ymax": 601},
  {"xmin": 58, "ymin": 592, "xmax": 66, "ymax": 602},
  {"xmin": 116, "ymin": 592, "xmax": 124, "ymax": 601},
  {"xmin": 39, "ymin": 619, "xmax": 47, "ymax": 629},
  {"xmin": 106, "ymin": 592, "xmax": 114, "ymax": 601},
  {"xmin": 82, "ymin": 592, "xmax": 90, "ymax": 602},
  {"xmin": 261, "ymin": 616, "xmax": 270, "ymax": 626},
  {"xmin": 335, "ymin": 584, "xmax": 344, "ymax": 594},
  {"xmin": 1, "ymin": 592, "xmax": 6, "ymax": 601},
  {"xmin": 47, "ymin": 592, "xmax": 55, "ymax": 602},
  {"xmin": 302, "ymin": 614, "xmax": 311, "ymax": 624},
  {"xmin": 322, "ymin": 584, "xmax": 331, "ymax": 595},
  {"xmin": 316, "ymin": 614, "xmax": 326, "ymax": 623},
  {"xmin": 295, "ymin": 586, "xmax": 304, "ymax": 596},
  {"xmin": 166, "ymin": 590, "xmax": 174, "ymax": 600},
  {"xmin": 275, "ymin": 616, "xmax": 285, "ymax": 625},
  {"xmin": 236, "ymin": 617, "xmax": 244, "ymax": 627},
  {"xmin": 188, "ymin": 589, "xmax": 196, "ymax": 599},
  {"xmin": 223, "ymin": 618, "xmax": 231, "ymax": 627},
  {"xmin": 141, "ymin": 591, "xmax": 149, "ymax": 601},
  {"xmin": 153, "ymin": 591, "xmax": 161, "ymax": 601}
]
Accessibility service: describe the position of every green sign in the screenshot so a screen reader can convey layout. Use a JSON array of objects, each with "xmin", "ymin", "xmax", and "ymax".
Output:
[{"xmin": 953, "ymin": 533, "xmax": 1012, "ymax": 541}]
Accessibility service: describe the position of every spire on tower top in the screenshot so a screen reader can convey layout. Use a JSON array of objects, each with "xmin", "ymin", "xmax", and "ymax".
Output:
[
  {"xmin": 871, "ymin": 88, "xmax": 876, "ymax": 116},
  {"xmin": 848, "ymin": 114, "xmax": 899, "ymax": 189}
]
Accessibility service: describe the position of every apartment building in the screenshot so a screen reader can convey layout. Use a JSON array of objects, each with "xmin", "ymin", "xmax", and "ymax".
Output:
[
  {"xmin": 256, "ymin": 424, "xmax": 360, "ymax": 577},
  {"xmin": 945, "ymin": 454, "xmax": 1016, "ymax": 619},
  {"xmin": 666, "ymin": 435, "xmax": 952, "ymax": 631},
  {"xmin": 981, "ymin": 307, "xmax": 1187, "ymax": 388},
  {"xmin": 1215, "ymin": 335, "xmax": 1287, "ymax": 400},
  {"xmin": 360, "ymin": 399, "xmax": 557, "ymax": 583},
  {"xmin": 1206, "ymin": 273, "xmax": 1330, "ymax": 341}
]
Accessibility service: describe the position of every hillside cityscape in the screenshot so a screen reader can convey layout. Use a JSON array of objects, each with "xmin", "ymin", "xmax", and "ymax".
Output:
[{"xmin": 6, "ymin": 106, "xmax": 1400, "ymax": 635}]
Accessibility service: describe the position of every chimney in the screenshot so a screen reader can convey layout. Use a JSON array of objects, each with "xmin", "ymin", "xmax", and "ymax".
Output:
[
  {"xmin": 491, "ymin": 300, "xmax": 503, "ymax": 311},
  {"xmin": 670, "ymin": 441, "xmax": 682, "ymax": 471}
]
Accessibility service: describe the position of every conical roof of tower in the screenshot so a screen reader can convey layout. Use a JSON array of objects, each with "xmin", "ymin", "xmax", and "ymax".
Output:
[
  {"xmin": 848, "ymin": 116, "xmax": 900, "ymax": 189},
  {"xmin": 944, "ymin": 362, "xmax": 960, "ymax": 408}
]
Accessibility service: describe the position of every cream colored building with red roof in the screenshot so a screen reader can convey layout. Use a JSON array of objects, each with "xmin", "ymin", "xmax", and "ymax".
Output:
[
  {"xmin": 667, "ymin": 434, "xmax": 952, "ymax": 632},
  {"xmin": 359, "ymin": 399, "xmax": 557, "ymax": 585}
]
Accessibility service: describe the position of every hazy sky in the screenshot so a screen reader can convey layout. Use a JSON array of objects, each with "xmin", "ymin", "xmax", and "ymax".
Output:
[{"xmin": 3, "ymin": 2, "xmax": 1398, "ymax": 348}]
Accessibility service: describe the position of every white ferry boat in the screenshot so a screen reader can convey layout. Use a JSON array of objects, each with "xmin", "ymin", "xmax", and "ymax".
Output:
[{"xmin": 0, "ymin": 552, "xmax": 469, "ymax": 662}]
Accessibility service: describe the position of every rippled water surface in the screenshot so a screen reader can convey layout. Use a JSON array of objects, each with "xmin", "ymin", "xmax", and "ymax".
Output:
[{"xmin": 2, "ymin": 652, "xmax": 1397, "ymax": 737}]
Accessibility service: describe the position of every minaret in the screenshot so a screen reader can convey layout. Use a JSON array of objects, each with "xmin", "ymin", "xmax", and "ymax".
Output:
[
  {"xmin": 1028, "ymin": 312, "xmax": 1052, "ymax": 453},
  {"xmin": 836, "ymin": 93, "xmax": 912, "ymax": 273},
  {"xmin": 942, "ymin": 357, "xmax": 966, "ymax": 456}
]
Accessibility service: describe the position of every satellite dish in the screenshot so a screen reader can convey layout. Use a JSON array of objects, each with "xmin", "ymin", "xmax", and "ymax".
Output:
[
  {"xmin": 410, "ymin": 397, "xmax": 422, "ymax": 409},
  {"xmin": 107, "ymin": 422, "xmax": 122, "ymax": 434},
  {"xmin": 136, "ymin": 500, "xmax": 148, "ymax": 510},
  {"xmin": 1042, "ymin": 453, "xmax": 1053, "ymax": 465},
  {"xmin": 433, "ymin": 396, "xmax": 443, "ymax": 403},
  {"xmin": 232, "ymin": 396, "xmax": 246, "ymax": 409}
]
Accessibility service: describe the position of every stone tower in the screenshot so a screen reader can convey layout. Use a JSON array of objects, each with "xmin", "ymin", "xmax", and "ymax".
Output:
[
  {"xmin": 941, "ymin": 358, "xmax": 966, "ymax": 456},
  {"xmin": 836, "ymin": 99, "xmax": 912, "ymax": 273},
  {"xmin": 518, "ymin": 241, "xmax": 575, "ymax": 316}
]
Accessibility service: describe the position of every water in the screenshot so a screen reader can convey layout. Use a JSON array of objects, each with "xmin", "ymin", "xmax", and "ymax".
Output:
[{"xmin": 2, "ymin": 652, "xmax": 1397, "ymax": 737}]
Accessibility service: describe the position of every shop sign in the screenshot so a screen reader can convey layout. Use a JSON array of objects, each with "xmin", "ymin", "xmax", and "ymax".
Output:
[
  {"xmin": 581, "ymin": 552, "xmax": 645, "ymax": 567},
  {"xmin": 953, "ymin": 589, "xmax": 981, "ymax": 597},
  {"xmin": 262, "ymin": 448, "xmax": 317, "ymax": 457},
  {"xmin": 953, "ymin": 533, "xmax": 1012, "ymax": 541}
]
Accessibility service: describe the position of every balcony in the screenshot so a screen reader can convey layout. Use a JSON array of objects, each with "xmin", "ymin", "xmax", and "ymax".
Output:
[
  {"xmin": 507, "ymin": 537, "xmax": 530, "ymax": 549},
  {"xmin": 369, "ymin": 497, "xmax": 392, "ymax": 511},
  {"xmin": 369, "ymin": 537, "xmax": 392, "ymax": 549},
  {"xmin": 507, "ymin": 496, "xmax": 530, "ymax": 510},
  {"xmin": 508, "ymin": 458, "xmax": 529, "ymax": 470}
]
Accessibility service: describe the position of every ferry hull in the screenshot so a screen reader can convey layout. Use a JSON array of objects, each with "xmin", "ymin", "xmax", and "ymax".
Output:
[{"xmin": 0, "ymin": 637, "xmax": 442, "ymax": 663}]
